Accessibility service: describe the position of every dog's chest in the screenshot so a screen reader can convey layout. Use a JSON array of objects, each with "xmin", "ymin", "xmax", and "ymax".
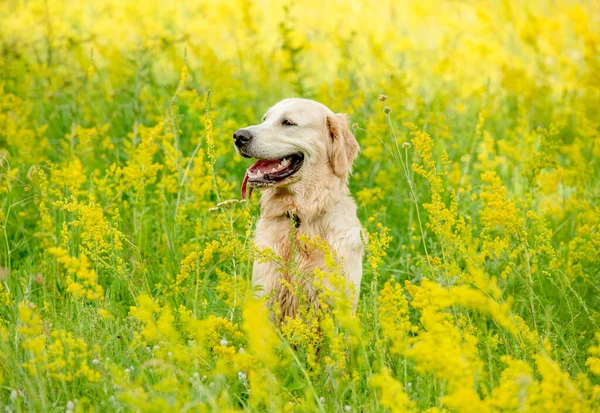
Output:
[{"xmin": 254, "ymin": 214, "xmax": 325, "ymax": 266}]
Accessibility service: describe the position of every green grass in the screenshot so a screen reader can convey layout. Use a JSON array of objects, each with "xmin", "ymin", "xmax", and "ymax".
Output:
[{"xmin": 1, "ymin": 0, "xmax": 600, "ymax": 411}]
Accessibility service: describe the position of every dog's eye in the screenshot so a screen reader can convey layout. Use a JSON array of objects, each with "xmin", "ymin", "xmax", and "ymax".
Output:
[{"xmin": 281, "ymin": 119, "xmax": 296, "ymax": 126}]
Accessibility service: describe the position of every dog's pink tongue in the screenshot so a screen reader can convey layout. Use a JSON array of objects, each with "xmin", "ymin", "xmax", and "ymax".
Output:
[
  {"xmin": 241, "ymin": 171, "xmax": 253, "ymax": 199},
  {"xmin": 243, "ymin": 159, "xmax": 281, "ymax": 199},
  {"xmin": 249, "ymin": 159, "xmax": 280, "ymax": 172}
]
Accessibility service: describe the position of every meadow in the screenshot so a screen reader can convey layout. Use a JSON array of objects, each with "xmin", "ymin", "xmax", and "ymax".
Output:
[{"xmin": 1, "ymin": 0, "xmax": 600, "ymax": 411}]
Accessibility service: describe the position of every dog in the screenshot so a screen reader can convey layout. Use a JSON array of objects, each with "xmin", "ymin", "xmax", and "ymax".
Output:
[{"xmin": 234, "ymin": 98, "xmax": 364, "ymax": 321}]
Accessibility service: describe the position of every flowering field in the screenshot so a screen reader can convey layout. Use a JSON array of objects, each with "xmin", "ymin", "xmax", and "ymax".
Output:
[{"xmin": 1, "ymin": 0, "xmax": 600, "ymax": 411}]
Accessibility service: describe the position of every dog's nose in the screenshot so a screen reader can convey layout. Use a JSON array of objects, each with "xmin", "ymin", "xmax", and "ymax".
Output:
[{"xmin": 233, "ymin": 129, "xmax": 253, "ymax": 147}]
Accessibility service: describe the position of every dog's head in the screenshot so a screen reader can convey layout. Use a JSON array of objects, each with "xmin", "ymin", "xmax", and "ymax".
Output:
[{"xmin": 234, "ymin": 98, "xmax": 359, "ymax": 198}]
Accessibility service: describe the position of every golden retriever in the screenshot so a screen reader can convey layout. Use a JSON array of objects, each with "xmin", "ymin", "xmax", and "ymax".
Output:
[{"xmin": 234, "ymin": 98, "xmax": 364, "ymax": 320}]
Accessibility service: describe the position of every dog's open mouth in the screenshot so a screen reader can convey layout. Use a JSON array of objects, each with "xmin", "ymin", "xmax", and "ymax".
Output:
[{"xmin": 241, "ymin": 153, "xmax": 304, "ymax": 199}]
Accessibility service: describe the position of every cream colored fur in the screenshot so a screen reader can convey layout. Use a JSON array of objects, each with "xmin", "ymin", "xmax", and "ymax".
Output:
[{"xmin": 238, "ymin": 98, "xmax": 364, "ymax": 320}]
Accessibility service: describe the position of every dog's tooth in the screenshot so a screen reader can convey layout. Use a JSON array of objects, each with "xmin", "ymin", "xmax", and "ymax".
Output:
[
  {"xmin": 270, "ymin": 167, "xmax": 277, "ymax": 173},
  {"xmin": 281, "ymin": 158, "xmax": 290, "ymax": 167}
]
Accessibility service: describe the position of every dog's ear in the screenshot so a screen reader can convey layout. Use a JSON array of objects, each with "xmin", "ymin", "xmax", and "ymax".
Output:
[{"xmin": 327, "ymin": 114, "xmax": 359, "ymax": 178}]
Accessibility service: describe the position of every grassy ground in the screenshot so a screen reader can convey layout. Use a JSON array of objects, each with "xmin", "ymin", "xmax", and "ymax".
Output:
[{"xmin": 1, "ymin": 0, "xmax": 600, "ymax": 411}]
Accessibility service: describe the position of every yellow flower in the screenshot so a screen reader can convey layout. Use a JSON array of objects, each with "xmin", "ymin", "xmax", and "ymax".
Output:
[
  {"xmin": 370, "ymin": 367, "xmax": 416, "ymax": 412},
  {"xmin": 378, "ymin": 280, "xmax": 412, "ymax": 352},
  {"xmin": 48, "ymin": 248, "xmax": 105, "ymax": 301}
]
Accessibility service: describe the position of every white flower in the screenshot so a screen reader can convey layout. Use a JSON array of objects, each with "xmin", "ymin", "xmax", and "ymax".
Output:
[
  {"xmin": 10, "ymin": 390, "xmax": 18, "ymax": 401},
  {"xmin": 219, "ymin": 338, "xmax": 228, "ymax": 346},
  {"xmin": 344, "ymin": 405, "xmax": 351, "ymax": 412}
]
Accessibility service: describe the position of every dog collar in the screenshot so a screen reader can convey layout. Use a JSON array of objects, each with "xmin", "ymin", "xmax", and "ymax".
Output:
[{"xmin": 284, "ymin": 211, "xmax": 301, "ymax": 228}]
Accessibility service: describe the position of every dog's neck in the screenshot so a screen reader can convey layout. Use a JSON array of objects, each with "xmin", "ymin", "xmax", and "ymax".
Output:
[{"xmin": 259, "ymin": 173, "xmax": 349, "ymax": 223}]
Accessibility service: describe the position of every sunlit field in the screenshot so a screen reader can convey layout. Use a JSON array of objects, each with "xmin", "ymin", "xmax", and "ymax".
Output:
[{"xmin": 1, "ymin": 0, "xmax": 600, "ymax": 411}]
